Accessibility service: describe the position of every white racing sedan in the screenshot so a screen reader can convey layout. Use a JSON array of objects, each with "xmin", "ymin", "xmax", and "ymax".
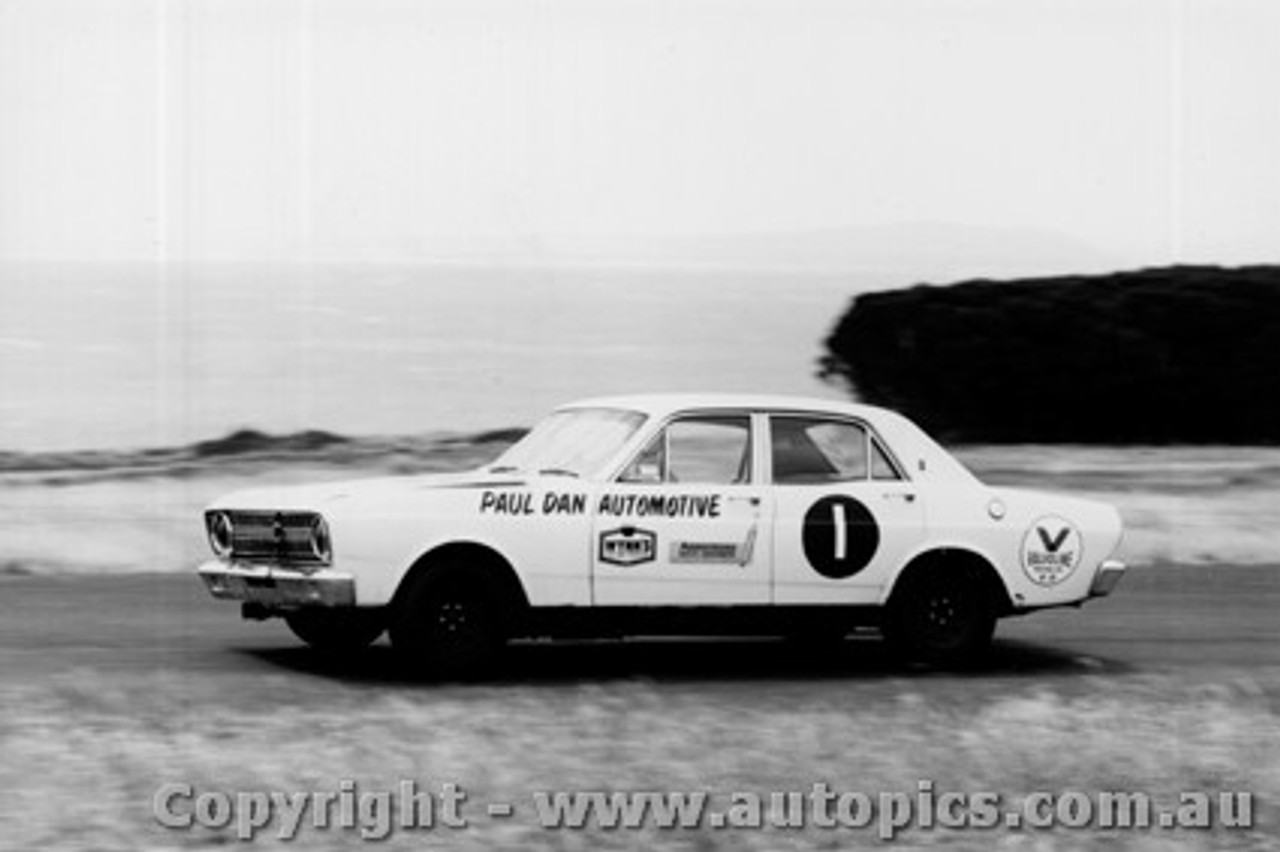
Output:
[{"xmin": 199, "ymin": 394, "xmax": 1126, "ymax": 674}]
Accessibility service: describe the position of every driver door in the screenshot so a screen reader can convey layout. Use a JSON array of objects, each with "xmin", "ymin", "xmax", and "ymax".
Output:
[{"xmin": 592, "ymin": 412, "xmax": 772, "ymax": 605}]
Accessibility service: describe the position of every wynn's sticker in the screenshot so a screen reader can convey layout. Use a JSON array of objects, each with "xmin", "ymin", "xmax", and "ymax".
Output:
[
  {"xmin": 598, "ymin": 527, "xmax": 657, "ymax": 566},
  {"xmin": 1020, "ymin": 516, "xmax": 1083, "ymax": 586}
]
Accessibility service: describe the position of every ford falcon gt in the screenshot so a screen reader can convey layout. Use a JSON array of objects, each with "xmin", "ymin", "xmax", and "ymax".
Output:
[{"xmin": 198, "ymin": 394, "xmax": 1126, "ymax": 674}]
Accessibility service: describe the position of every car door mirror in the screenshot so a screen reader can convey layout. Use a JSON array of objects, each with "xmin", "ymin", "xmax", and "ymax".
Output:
[
  {"xmin": 619, "ymin": 460, "xmax": 663, "ymax": 483},
  {"xmin": 634, "ymin": 462, "xmax": 662, "ymax": 483}
]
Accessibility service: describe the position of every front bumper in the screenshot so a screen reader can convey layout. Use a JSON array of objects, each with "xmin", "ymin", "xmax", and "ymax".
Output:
[
  {"xmin": 197, "ymin": 561, "xmax": 356, "ymax": 609},
  {"xmin": 1088, "ymin": 559, "xmax": 1127, "ymax": 597}
]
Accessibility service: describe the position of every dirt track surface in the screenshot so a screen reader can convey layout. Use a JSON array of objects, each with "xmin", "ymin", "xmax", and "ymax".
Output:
[{"xmin": 1, "ymin": 565, "xmax": 1277, "ymax": 706}]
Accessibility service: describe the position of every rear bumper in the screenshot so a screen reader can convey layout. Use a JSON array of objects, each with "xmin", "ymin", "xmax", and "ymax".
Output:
[
  {"xmin": 197, "ymin": 561, "xmax": 355, "ymax": 609},
  {"xmin": 1088, "ymin": 559, "xmax": 1127, "ymax": 597}
]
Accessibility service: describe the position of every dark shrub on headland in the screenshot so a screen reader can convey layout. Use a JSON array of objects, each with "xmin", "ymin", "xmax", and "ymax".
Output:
[
  {"xmin": 818, "ymin": 265, "xmax": 1280, "ymax": 443},
  {"xmin": 466, "ymin": 427, "xmax": 530, "ymax": 445},
  {"xmin": 192, "ymin": 429, "xmax": 349, "ymax": 457}
]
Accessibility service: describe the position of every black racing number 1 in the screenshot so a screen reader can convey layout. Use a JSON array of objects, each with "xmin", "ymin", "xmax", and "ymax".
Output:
[{"xmin": 801, "ymin": 495, "xmax": 880, "ymax": 579}]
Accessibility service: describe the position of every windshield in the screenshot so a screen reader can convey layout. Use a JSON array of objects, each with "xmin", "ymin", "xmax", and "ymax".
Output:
[{"xmin": 490, "ymin": 407, "xmax": 647, "ymax": 478}]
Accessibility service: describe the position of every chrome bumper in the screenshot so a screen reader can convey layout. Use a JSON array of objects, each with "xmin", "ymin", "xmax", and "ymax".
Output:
[
  {"xmin": 198, "ymin": 561, "xmax": 356, "ymax": 608},
  {"xmin": 1088, "ymin": 559, "xmax": 1127, "ymax": 597}
]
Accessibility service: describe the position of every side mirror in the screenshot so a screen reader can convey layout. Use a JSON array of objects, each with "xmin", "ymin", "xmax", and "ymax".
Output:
[{"xmin": 635, "ymin": 462, "xmax": 662, "ymax": 483}]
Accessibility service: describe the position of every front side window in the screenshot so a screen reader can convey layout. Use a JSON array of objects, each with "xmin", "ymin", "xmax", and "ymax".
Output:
[
  {"xmin": 770, "ymin": 416, "xmax": 901, "ymax": 484},
  {"xmin": 620, "ymin": 415, "xmax": 752, "ymax": 485}
]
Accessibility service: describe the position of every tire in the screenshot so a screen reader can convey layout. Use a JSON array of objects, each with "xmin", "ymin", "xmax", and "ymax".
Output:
[
  {"xmin": 883, "ymin": 566, "xmax": 996, "ymax": 666},
  {"xmin": 389, "ymin": 571, "xmax": 505, "ymax": 679},
  {"xmin": 285, "ymin": 608, "xmax": 386, "ymax": 653}
]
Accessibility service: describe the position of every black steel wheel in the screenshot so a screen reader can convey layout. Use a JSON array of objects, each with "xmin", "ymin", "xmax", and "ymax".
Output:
[
  {"xmin": 883, "ymin": 567, "xmax": 996, "ymax": 665},
  {"xmin": 389, "ymin": 573, "xmax": 504, "ymax": 678}
]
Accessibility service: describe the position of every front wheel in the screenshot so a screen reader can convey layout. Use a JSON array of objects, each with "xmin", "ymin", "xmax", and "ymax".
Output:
[
  {"xmin": 285, "ymin": 608, "xmax": 386, "ymax": 653},
  {"xmin": 389, "ymin": 573, "xmax": 505, "ymax": 679},
  {"xmin": 883, "ymin": 568, "xmax": 996, "ymax": 666}
]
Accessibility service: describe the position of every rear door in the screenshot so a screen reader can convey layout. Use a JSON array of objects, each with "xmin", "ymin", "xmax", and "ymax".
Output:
[
  {"xmin": 591, "ymin": 412, "xmax": 772, "ymax": 605},
  {"xmin": 768, "ymin": 414, "xmax": 926, "ymax": 604}
]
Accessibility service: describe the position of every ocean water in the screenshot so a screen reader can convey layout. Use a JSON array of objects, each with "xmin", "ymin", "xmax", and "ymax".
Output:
[{"xmin": 0, "ymin": 262, "xmax": 877, "ymax": 452}]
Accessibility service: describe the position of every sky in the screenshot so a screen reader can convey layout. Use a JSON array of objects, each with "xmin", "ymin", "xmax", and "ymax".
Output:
[
  {"xmin": 1, "ymin": 1, "xmax": 1279, "ymax": 451},
  {"xmin": 2, "ymin": 0, "xmax": 1278, "ymax": 267}
]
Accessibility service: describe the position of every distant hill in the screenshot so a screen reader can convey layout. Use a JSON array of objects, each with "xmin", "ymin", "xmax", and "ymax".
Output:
[
  {"xmin": 191, "ymin": 428, "xmax": 351, "ymax": 458},
  {"xmin": 819, "ymin": 265, "xmax": 1280, "ymax": 444},
  {"xmin": 482, "ymin": 222, "xmax": 1122, "ymax": 278},
  {"xmin": 0, "ymin": 427, "xmax": 528, "ymax": 481}
]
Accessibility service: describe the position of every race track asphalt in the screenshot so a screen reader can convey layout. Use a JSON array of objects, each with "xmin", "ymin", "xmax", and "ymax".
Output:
[{"xmin": 0, "ymin": 565, "xmax": 1277, "ymax": 706}]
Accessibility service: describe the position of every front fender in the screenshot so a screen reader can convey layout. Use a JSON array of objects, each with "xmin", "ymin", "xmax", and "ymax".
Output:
[{"xmin": 325, "ymin": 484, "xmax": 595, "ymax": 607}]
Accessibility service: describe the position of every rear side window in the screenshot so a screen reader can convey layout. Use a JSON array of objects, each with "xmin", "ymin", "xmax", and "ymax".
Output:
[
  {"xmin": 871, "ymin": 438, "xmax": 902, "ymax": 481},
  {"xmin": 771, "ymin": 416, "xmax": 902, "ymax": 484}
]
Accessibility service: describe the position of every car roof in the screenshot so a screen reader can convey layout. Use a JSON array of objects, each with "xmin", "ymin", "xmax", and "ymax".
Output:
[
  {"xmin": 556, "ymin": 393, "xmax": 980, "ymax": 485},
  {"xmin": 557, "ymin": 393, "xmax": 894, "ymax": 421}
]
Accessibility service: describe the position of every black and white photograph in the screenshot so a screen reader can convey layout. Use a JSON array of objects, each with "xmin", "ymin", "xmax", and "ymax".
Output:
[{"xmin": 1, "ymin": 1, "xmax": 1276, "ymax": 848}]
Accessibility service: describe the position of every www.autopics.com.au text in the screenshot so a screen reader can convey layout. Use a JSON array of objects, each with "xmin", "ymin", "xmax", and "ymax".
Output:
[{"xmin": 152, "ymin": 779, "xmax": 1254, "ymax": 842}]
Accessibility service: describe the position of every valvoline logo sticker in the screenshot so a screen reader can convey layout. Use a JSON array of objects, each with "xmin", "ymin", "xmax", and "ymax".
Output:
[{"xmin": 1020, "ymin": 516, "xmax": 1083, "ymax": 586}]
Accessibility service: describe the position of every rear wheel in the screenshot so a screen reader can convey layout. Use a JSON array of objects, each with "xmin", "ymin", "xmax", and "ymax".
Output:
[
  {"xmin": 883, "ymin": 566, "xmax": 996, "ymax": 665},
  {"xmin": 389, "ymin": 571, "xmax": 505, "ymax": 678},
  {"xmin": 285, "ymin": 609, "xmax": 386, "ymax": 653}
]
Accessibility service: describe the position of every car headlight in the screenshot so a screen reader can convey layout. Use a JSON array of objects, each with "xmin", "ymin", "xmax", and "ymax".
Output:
[
  {"xmin": 207, "ymin": 511, "xmax": 234, "ymax": 559},
  {"xmin": 309, "ymin": 515, "xmax": 333, "ymax": 564}
]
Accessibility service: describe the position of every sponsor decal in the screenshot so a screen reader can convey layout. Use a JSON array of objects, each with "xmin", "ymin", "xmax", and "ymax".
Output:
[
  {"xmin": 542, "ymin": 492, "xmax": 588, "ymax": 515},
  {"xmin": 670, "ymin": 526, "xmax": 757, "ymax": 566},
  {"xmin": 479, "ymin": 491, "xmax": 535, "ymax": 515},
  {"xmin": 479, "ymin": 490, "xmax": 588, "ymax": 516},
  {"xmin": 598, "ymin": 527, "xmax": 657, "ymax": 566},
  {"xmin": 1020, "ymin": 516, "xmax": 1083, "ymax": 586},
  {"xmin": 479, "ymin": 490, "xmax": 723, "ymax": 519},
  {"xmin": 597, "ymin": 493, "xmax": 722, "ymax": 519},
  {"xmin": 802, "ymin": 495, "xmax": 880, "ymax": 579}
]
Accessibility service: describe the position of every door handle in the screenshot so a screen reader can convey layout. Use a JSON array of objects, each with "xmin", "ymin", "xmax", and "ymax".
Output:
[
  {"xmin": 883, "ymin": 492, "xmax": 916, "ymax": 503},
  {"xmin": 729, "ymin": 495, "xmax": 761, "ymax": 506}
]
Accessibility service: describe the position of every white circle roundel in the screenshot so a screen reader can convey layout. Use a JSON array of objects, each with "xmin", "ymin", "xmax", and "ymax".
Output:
[{"xmin": 1020, "ymin": 516, "xmax": 1084, "ymax": 586}]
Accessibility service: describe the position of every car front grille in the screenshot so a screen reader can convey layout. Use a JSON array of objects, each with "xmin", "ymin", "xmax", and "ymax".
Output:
[{"xmin": 211, "ymin": 510, "xmax": 328, "ymax": 566}]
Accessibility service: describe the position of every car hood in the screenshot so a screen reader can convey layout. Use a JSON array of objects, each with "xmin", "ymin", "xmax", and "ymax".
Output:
[{"xmin": 206, "ymin": 470, "xmax": 530, "ymax": 513}]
